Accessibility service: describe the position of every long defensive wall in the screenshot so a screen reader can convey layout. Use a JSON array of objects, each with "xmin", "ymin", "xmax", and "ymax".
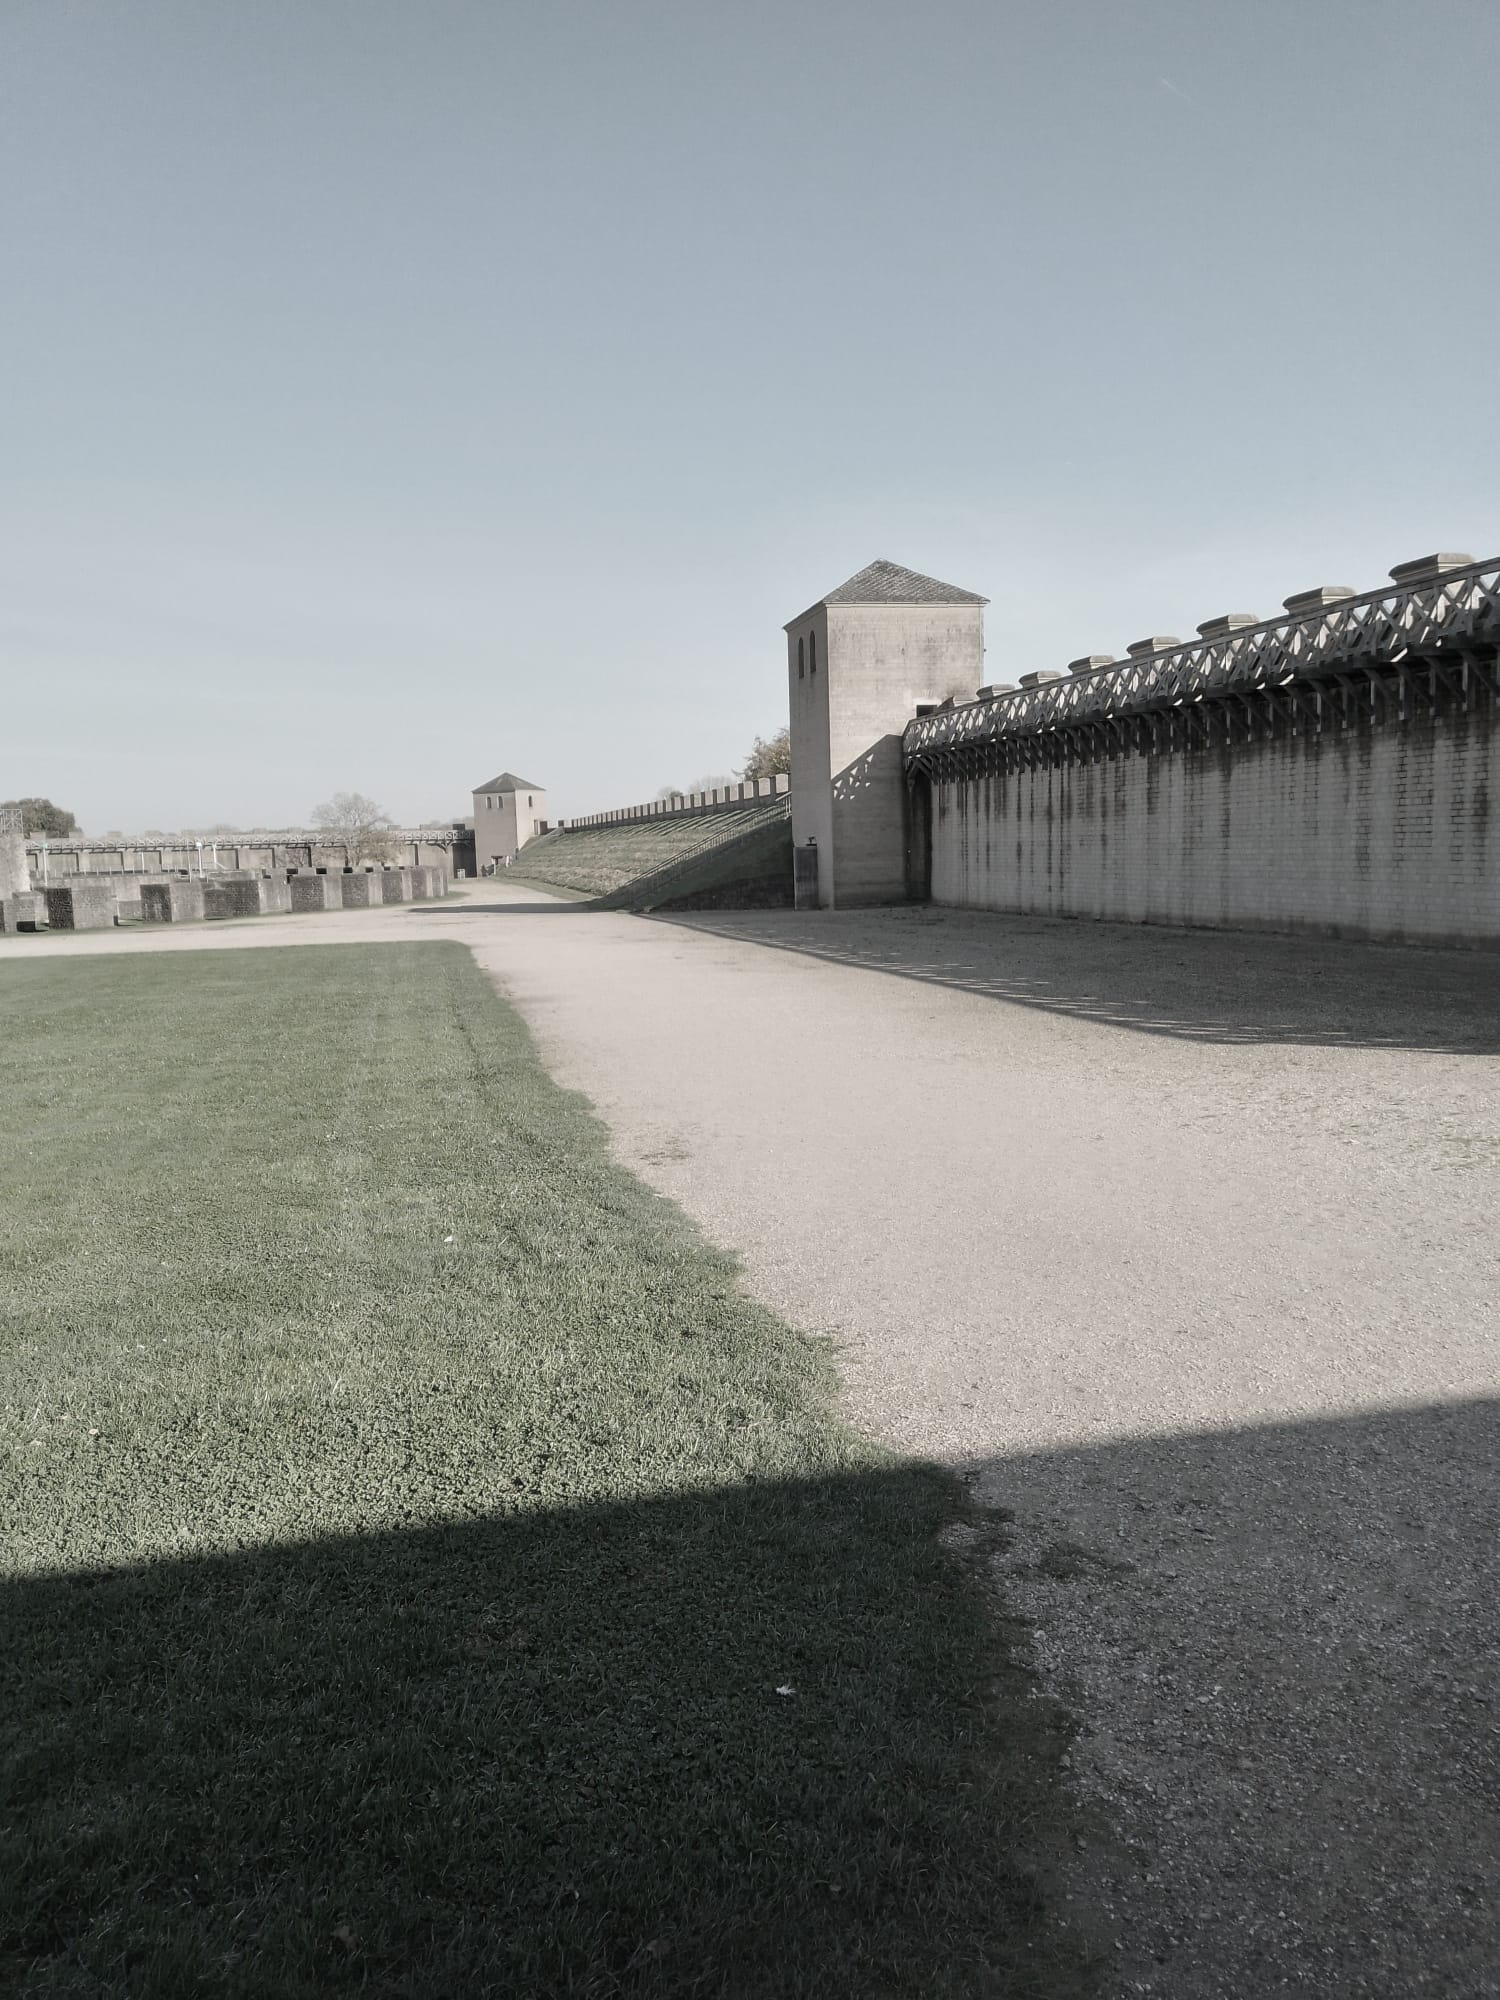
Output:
[{"xmin": 791, "ymin": 554, "xmax": 1499, "ymax": 947}]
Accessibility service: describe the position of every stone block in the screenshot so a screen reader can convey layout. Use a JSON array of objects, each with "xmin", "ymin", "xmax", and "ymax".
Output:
[
  {"xmin": 141, "ymin": 880, "xmax": 206, "ymax": 923},
  {"xmin": 0, "ymin": 891, "xmax": 45, "ymax": 932},
  {"xmin": 291, "ymin": 874, "xmax": 341, "ymax": 912},
  {"xmin": 976, "ymin": 683, "xmax": 1018, "ymax": 698},
  {"xmin": 1389, "ymin": 552, "xmax": 1475, "ymax": 586},
  {"xmin": 1065, "ymin": 655, "xmax": 1117, "ymax": 673},
  {"xmin": 1283, "ymin": 585, "xmax": 1355, "ymax": 613},
  {"xmin": 43, "ymin": 883, "xmax": 117, "ymax": 931},
  {"xmin": 379, "ymin": 868, "xmax": 412, "ymax": 904},
  {"xmin": 339, "ymin": 872, "xmax": 381, "ymax": 909},
  {"xmin": 1019, "ymin": 670, "xmax": 1065, "ymax": 688},
  {"xmin": 1125, "ymin": 637, "xmax": 1182, "ymax": 658},
  {"xmin": 203, "ymin": 876, "xmax": 290, "ymax": 921},
  {"xmin": 1196, "ymin": 614, "xmax": 1259, "ymax": 638}
]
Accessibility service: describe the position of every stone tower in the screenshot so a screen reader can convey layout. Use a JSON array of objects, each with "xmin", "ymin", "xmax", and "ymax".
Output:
[
  {"xmin": 785, "ymin": 559, "xmax": 987, "ymax": 907},
  {"xmin": 471, "ymin": 772, "xmax": 547, "ymax": 871},
  {"xmin": 0, "ymin": 802, "xmax": 29, "ymax": 905}
]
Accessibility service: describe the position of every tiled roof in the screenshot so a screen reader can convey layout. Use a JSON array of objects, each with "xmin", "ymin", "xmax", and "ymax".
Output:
[
  {"xmin": 787, "ymin": 559, "xmax": 988, "ymax": 626},
  {"xmin": 474, "ymin": 772, "xmax": 544, "ymax": 794}
]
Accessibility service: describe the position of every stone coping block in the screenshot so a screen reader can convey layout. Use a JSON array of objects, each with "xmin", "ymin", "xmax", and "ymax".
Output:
[
  {"xmin": 291, "ymin": 875, "xmax": 341, "ymax": 912},
  {"xmin": 44, "ymin": 883, "xmax": 117, "ymax": 931},
  {"xmin": 1195, "ymin": 614, "xmax": 1260, "ymax": 638},
  {"xmin": 379, "ymin": 868, "xmax": 412, "ymax": 904},
  {"xmin": 142, "ymin": 881, "xmax": 206, "ymax": 923},
  {"xmin": 1, "ymin": 891, "xmax": 46, "ymax": 932},
  {"xmin": 1282, "ymin": 585, "xmax": 1355, "ymax": 613},
  {"xmin": 339, "ymin": 872, "xmax": 381, "ymax": 909},
  {"xmin": 1389, "ymin": 552, "xmax": 1475, "ymax": 586}
]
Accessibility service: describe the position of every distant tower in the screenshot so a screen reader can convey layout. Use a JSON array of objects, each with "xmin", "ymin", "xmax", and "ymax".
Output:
[
  {"xmin": 0, "ymin": 802, "xmax": 28, "ymax": 905},
  {"xmin": 471, "ymin": 771, "xmax": 547, "ymax": 872},
  {"xmin": 785, "ymin": 559, "xmax": 987, "ymax": 907}
]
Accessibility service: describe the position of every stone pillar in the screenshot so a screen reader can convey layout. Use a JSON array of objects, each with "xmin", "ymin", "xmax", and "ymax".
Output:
[
  {"xmin": 291, "ymin": 875, "xmax": 341, "ymax": 912},
  {"xmin": 44, "ymin": 883, "xmax": 118, "ymax": 930},
  {"xmin": 203, "ymin": 879, "xmax": 263, "ymax": 921},
  {"xmin": 339, "ymin": 872, "xmax": 381, "ymax": 909},
  {"xmin": 142, "ymin": 881, "xmax": 205, "ymax": 923}
]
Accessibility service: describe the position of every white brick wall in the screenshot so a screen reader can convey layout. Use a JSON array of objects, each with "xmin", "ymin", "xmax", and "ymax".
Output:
[{"xmin": 930, "ymin": 701, "xmax": 1499, "ymax": 946}]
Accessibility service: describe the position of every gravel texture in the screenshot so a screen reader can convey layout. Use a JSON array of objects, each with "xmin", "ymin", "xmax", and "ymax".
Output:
[{"xmin": 10, "ymin": 892, "xmax": 1500, "ymax": 1996}]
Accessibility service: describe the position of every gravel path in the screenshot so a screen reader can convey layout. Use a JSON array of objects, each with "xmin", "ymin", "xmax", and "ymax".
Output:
[{"xmin": 12, "ymin": 892, "xmax": 1500, "ymax": 1994}]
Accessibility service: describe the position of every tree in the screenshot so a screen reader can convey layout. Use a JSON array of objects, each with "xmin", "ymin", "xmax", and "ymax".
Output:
[
  {"xmin": 740, "ymin": 727, "xmax": 790, "ymax": 781},
  {"xmin": 2, "ymin": 797, "xmax": 78, "ymax": 838},
  {"xmin": 311, "ymin": 791, "xmax": 398, "ymax": 863}
]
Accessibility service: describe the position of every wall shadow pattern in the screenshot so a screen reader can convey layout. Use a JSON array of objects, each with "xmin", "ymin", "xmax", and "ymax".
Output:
[{"xmin": 646, "ymin": 905, "xmax": 1500, "ymax": 1054}]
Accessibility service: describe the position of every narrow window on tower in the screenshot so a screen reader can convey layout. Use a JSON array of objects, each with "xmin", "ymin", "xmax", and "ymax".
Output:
[
  {"xmin": 810, "ymin": 631, "xmax": 817, "ymax": 674},
  {"xmin": 798, "ymin": 637, "xmax": 805, "ymax": 679}
]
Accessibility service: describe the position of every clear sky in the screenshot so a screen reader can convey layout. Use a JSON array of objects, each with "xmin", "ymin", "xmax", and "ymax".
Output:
[{"xmin": 3, "ymin": 0, "xmax": 1497, "ymax": 832}]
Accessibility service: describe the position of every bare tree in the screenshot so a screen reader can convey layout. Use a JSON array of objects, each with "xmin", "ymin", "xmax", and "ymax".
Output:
[
  {"xmin": 740, "ymin": 727, "xmax": 790, "ymax": 780},
  {"xmin": 311, "ymin": 791, "xmax": 398, "ymax": 864}
]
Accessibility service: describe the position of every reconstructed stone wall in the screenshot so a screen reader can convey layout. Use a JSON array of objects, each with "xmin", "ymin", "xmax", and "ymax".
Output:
[
  {"xmin": 929, "ymin": 695, "xmax": 1498, "ymax": 948},
  {"xmin": 562, "ymin": 776, "xmax": 787, "ymax": 832},
  {"xmin": 25, "ymin": 825, "xmax": 471, "ymax": 878}
]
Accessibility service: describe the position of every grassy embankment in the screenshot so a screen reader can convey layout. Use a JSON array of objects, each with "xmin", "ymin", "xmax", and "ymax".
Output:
[{"xmin": 1, "ymin": 943, "xmax": 1089, "ymax": 1998}]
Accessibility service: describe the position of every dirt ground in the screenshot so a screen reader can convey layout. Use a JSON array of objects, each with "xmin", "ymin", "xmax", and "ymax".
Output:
[{"xmin": 11, "ymin": 889, "xmax": 1499, "ymax": 1996}]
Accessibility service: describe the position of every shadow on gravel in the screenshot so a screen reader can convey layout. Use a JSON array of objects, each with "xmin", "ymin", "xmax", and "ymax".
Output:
[
  {"xmin": 2, "ymin": 1470, "xmax": 1093, "ymax": 2000},
  {"xmin": 973, "ymin": 1395, "xmax": 1500, "ymax": 1995},
  {"xmin": 648, "ymin": 907, "xmax": 1500, "ymax": 1054},
  {"xmin": 409, "ymin": 899, "xmax": 583, "ymax": 914}
]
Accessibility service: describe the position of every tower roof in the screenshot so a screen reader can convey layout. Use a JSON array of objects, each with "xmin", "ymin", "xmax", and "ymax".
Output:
[
  {"xmin": 787, "ymin": 559, "xmax": 988, "ymax": 627},
  {"xmin": 473, "ymin": 771, "xmax": 544, "ymax": 794}
]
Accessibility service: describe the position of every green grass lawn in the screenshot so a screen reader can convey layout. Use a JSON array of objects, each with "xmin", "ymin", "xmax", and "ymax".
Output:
[{"xmin": 0, "ymin": 943, "xmax": 1089, "ymax": 1998}]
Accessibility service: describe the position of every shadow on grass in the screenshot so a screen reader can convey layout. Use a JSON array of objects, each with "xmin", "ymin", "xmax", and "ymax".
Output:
[
  {"xmin": 3, "ymin": 1468, "xmax": 1090, "ymax": 2000},
  {"xmin": 643, "ymin": 906, "xmax": 1500, "ymax": 1054}
]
